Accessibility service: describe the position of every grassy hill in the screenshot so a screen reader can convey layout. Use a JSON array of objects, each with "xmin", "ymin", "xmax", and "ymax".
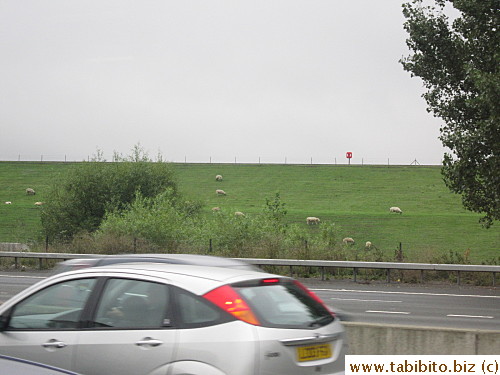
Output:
[{"xmin": 0, "ymin": 161, "xmax": 498, "ymax": 263}]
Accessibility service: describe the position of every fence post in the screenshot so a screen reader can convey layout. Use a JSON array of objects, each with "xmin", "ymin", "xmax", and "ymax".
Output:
[{"xmin": 395, "ymin": 243, "xmax": 403, "ymax": 262}]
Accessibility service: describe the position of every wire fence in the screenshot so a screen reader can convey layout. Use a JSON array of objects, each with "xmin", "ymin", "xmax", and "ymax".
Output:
[{"xmin": 0, "ymin": 154, "xmax": 440, "ymax": 166}]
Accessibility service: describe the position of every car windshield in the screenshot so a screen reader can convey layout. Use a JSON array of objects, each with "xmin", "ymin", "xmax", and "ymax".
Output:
[{"xmin": 236, "ymin": 280, "xmax": 334, "ymax": 329}]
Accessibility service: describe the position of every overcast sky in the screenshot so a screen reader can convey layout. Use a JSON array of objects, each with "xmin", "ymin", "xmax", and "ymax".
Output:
[{"xmin": 1, "ymin": 0, "xmax": 447, "ymax": 165}]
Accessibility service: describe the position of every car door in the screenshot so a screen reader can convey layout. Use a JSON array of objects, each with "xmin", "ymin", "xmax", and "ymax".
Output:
[
  {"xmin": 0, "ymin": 278, "xmax": 97, "ymax": 370},
  {"xmin": 73, "ymin": 277, "xmax": 177, "ymax": 375}
]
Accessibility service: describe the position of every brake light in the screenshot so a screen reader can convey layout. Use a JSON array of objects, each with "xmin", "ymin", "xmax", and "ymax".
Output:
[
  {"xmin": 203, "ymin": 285, "xmax": 260, "ymax": 325},
  {"xmin": 261, "ymin": 278, "xmax": 280, "ymax": 284},
  {"xmin": 293, "ymin": 280, "xmax": 335, "ymax": 317}
]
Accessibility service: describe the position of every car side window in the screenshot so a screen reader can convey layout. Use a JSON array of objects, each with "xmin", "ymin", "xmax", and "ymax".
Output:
[
  {"xmin": 8, "ymin": 278, "xmax": 97, "ymax": 330},
  {"xmin": 93, "ymin": 279, "xmax": 170, "ymax": 329},
  {"xmin": 176, "ymin": 289, "xmax": 228, "ymax": 328}
]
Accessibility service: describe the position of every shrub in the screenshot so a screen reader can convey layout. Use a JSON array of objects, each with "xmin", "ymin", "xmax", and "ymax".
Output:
[{"xmin": 41, "ymin": 148, "xmax": 177, "ymax": 242}]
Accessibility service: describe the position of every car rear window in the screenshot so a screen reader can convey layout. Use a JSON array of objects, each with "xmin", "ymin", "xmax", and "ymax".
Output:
[{"xmin": 236, "ymin": 280, "xmax": 334, "ymax": 329}]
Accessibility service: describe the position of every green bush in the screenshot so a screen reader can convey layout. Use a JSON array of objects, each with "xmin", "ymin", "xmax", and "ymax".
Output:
[
  {"xmin": 98, "ymin": 189, "xmax": 202, "ymax": 251},
  {"xmin": 95, "ymin": 191, "xmax": 349, "ymax": 261},
  {"xmin": 41, "ymin": 151, "xmax": 177, "ymax": 242}
]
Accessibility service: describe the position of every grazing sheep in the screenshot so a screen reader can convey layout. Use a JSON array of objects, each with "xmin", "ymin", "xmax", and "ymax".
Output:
[
  {"xmin": 212, "ymin": 207, "xmax": 221, "ymax": 212},
  {"xmin": 306, "ymin": 217, "xmax": 320, "ymax": 225},
  {"xmin": 26, "ymin": 188, "xmax": 36, "ymax": 195},
  {"xmin": 4, "ymin": 201, "xmax": 12, "ymax": 205},
  {"xmin": 215, "ymin": 174, "xmax": 223, "ymax": 181},
  {"xmin": 216, "ymin": 189, "xmax": 226, "ymax": 195},
  {"xmin": 34, "ymin": 202, "xmax": 44, "ymax": 206},
  {"xmin": 389, "ymin": 206, "xmax": 403, "ymax": 214},
  {"xmin": 234, "ymin": 211, "xmax": 245, "ymax": 217},
  {"xmin": 343, "ymin": 237, "xmax": 355, "ymax": 245},
  {"xmin": 365, "ymin": 241, "xmax": 372, "ymax": 249}
]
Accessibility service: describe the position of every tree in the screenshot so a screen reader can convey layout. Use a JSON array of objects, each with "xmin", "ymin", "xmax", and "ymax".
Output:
[
  {"xmin": 41, "ymin": 148, "xmax": 178, "ymax": 242},
  {"xmin": 400, "ymin": 0, "xmax": 499, "ymax": 227}
]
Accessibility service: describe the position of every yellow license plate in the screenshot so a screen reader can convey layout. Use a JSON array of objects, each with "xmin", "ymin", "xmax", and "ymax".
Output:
[{"xmin": 296, "ymin": 343, "xmax": 332, "ymax": 362}]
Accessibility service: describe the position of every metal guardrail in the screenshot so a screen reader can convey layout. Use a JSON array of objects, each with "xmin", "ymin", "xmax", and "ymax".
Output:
[
  {"xmin": 0, "ymin": 251, "xmax": 498, "ymax": 286},
  {"xmin": 236, "ymin": 258, "xmax": 499, "ymax": 285}
]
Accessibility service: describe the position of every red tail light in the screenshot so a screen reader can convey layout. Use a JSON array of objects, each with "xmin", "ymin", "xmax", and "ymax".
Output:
[
  {"xmin": 293, "ymin": 280, "xmax": 335, "ymax": 317},
  {"xmin": 203, "ymin": 285, "xmax": 261, "ymax": 325}
]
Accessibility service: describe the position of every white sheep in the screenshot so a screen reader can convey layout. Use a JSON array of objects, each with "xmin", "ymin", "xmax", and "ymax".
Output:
[
  {"xmin": 343, "ymin": 237, "xmax": 355, "ymax": 245},
  {"xmin": 306, "ymin": 217, "xmax": 320, "ymax": 225},
  {"xmin": 216, "ymin": 189, "xmax": 226, "ymax": 195},
  {"xmin": 5, "ymin": 201, "xmax": 12, "ymax": 205},
  {"xmin": 215, "ymin": 174, "xmax": 223, "ymax": 181},
  {"xmin": 365, "ymin": 241, "xmax": 372, "ymax": 249},
  {"xmin": 34, "ymin": 202, "xmax": 44, "ymax": 206},
  {"xmin": 234, "ymin": 211, "xmax": 245, "ymax": 217},
  {"xmin": 390, "ymin": 206, "xmax": 403, "ymax": 214},
  {"xmin": 26, "ymin": 188, "xmax": 36, "ymax": 195},
  {"xmin": 212, "ymin": 207, "xmax": 221, "ymax": 212}
]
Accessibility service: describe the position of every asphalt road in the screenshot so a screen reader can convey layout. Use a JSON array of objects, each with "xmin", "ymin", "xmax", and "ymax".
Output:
[
  {"xmin": 302, "ymin": 278, "xmax": 500, "ymax": 330},
  {"xmin": 1, "ymin": 271, "xmax": 499, "ymax": 330}
]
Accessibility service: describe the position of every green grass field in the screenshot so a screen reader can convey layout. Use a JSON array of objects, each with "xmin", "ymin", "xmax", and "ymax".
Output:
[{"xmin": 0, "ymin": 161, "xmax": 498, "ymax": 263}]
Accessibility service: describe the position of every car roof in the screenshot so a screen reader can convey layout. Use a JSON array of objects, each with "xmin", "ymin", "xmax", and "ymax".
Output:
[{"xmin": 57, "ymin": 253, "xmax": 260, "ymax": 271}]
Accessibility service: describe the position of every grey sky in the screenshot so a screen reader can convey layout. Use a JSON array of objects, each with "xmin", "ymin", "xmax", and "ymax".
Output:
[{"xmin": 1, "ymin": 0, "xmax": 446, "ymax": 165}]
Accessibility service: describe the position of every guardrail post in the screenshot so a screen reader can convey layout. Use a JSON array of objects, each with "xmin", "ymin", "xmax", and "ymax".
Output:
[
  {"xmin": 39, "ymin": 258, "xmax": 43, "ymax": 270},
  {"xmin": 457, "ymin": 271, "xmax": 461, "ymax": 285},
  {"xmin": 420, "ymin": 270, "xmax": 424, "ymax": 283},
  {"xmin": 353, "ymin": 267, "xmax": 358, "ymax": 282},
  {"xmin": 493, "ymin": 272, "xmax": 496, "ymax": 287},
  {"xmin": 14, "ymin": 257, "xmax": 18, "ymax": 269},
  {"xmin": 321, "ymin": 267, "xmax": 325, "ymax": 281}
]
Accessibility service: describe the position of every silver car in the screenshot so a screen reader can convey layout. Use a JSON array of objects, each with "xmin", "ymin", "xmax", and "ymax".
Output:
[{"xmin": 0, "ymin": 263, "xmax": 347, "ymax": 375}]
